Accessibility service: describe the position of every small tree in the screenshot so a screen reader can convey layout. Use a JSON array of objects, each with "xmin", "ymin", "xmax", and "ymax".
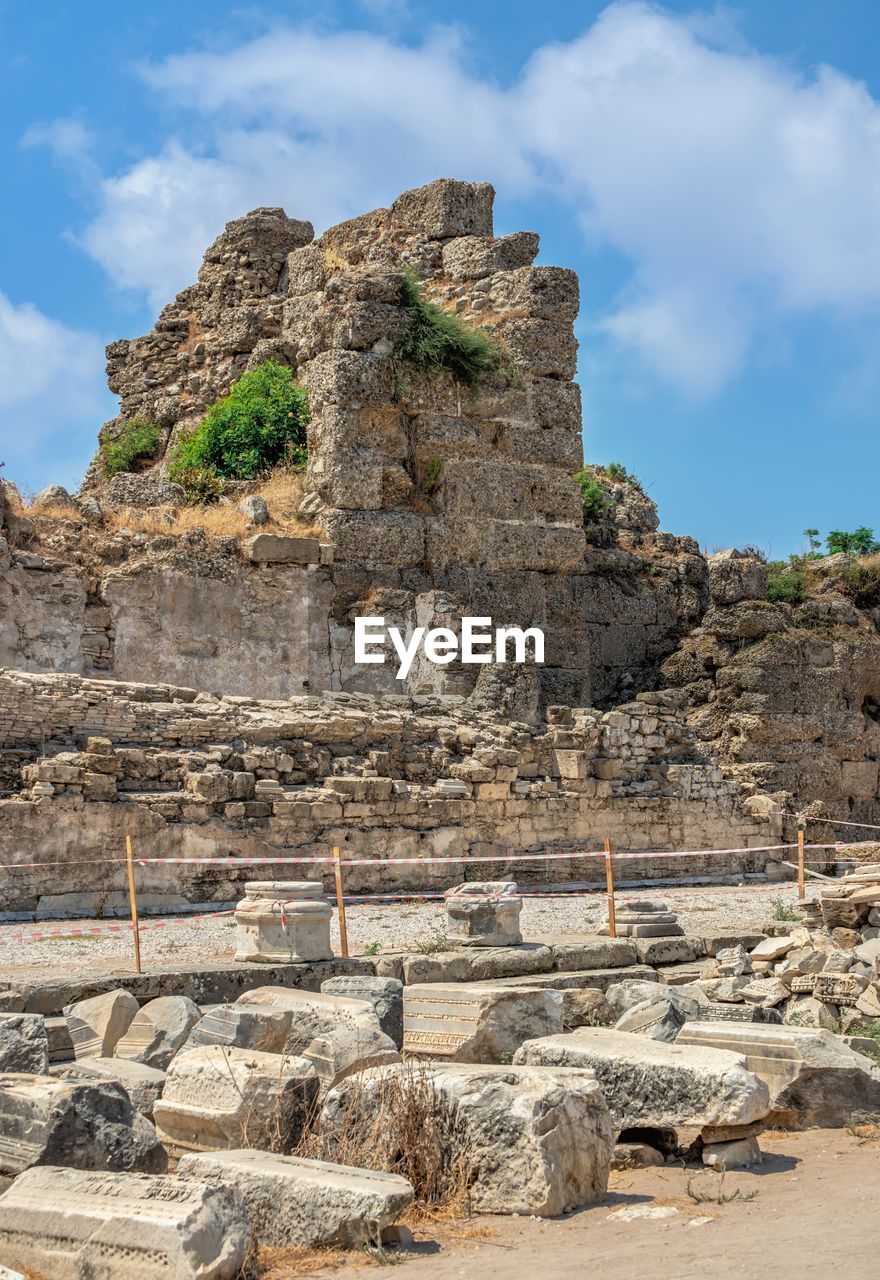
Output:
[
  {"xmin": 826, "ymin": 527, "xmax": 880, "ymax": 557},
  {"xmin": 803, "ymin": 528, "xmax": 822, "ymax": 557}
]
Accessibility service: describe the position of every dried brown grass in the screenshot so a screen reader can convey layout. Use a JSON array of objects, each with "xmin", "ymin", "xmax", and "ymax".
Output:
[
  {"xmin": 11, "ymin": 467, "xmax": 324, "ymax": 543},
  {"xmin": 294, "ymin": 1061, "xmax": 473, "ymax": 1221},
  {"xmin": 244, "ymin": 1243, "xmax": 376, "ymax": 1279}
]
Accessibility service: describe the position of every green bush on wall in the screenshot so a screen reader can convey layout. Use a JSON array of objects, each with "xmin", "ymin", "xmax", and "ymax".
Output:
[
  {"xmin": 100, "ymin": 417, "xmax": 161, "ymax": 476},
  {"xmin": 396, "ymin": 270, "xmax": 504, "ymax": 386},
  {"xmin": 574, "ymin": 468, "xmax": 611, "ymax": 525},
  {"xmin": 169, "ymin": 361, "xmax": 309, "ymax": 496}
]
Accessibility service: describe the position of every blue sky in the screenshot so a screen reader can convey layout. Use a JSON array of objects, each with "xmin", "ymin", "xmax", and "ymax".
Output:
[{"xmin": 1, "ymin": 0, "xmax": 879, "ymax": 556}]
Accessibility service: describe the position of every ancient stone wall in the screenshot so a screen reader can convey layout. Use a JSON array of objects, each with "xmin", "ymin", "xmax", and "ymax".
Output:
[
  {"xmin": 660, "ymin": 550, "xmax": 880, "ymax": 827},
  {"xmin": 0, "ymin": 668, "xmax": 774, "ymax": 917}
]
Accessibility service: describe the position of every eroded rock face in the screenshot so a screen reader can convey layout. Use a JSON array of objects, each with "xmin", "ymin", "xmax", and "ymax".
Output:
[
  {"xmin": 0, "ymin": 1166, "xmax": 250, "ymax": 1280},
  {"xmin": 513, "ymin": 1030, "xmax": 770, "ymax": 1129},
  {"xmin": 321, "ymin": 1062, "xmax": 614, "ymax": 1216}
]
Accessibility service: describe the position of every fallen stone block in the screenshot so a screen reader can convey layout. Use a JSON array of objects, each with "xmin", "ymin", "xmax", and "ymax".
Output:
[
  {"xmin": 153, "ymin": 1045, "xmax": 319, "ymax": 1156},
  {"xmin": 514, "ymin": 1029, "xmax": 770, "ymax": 1129},
  {"xmin": 303, "ymin": 1026, "xmax": 400, "ymax": 1094},
  {"xmin": 611, "ymin": 1141, "xmax": 665, "ymax": 1169},
  {"xmin": 482, "ymin": 965, "xmax": 659, "ymax": 996},
  {"xmin": 0, "ymin": 1015, "xmax": 49, "ymax": 1074},
  {"xmin": 184, "ymin": 1003, "xmax": 292, "ymax": 1053},
  {"xmin": 321, "ymin": 976, "xmax": 404, "ymax": 1047},
  {"xmin": 604, "ymin": 980, "xmax": 706, "ymax": 1021},
  {"xmin": 45, "ymin": 1015, "xmax": 74, "ymax": 1062},
  {"xmin": 114, "ymin": 995, "xmax": 201, "ymax": 1069},
  {"xmin": 322, "ymin": 1062, "xmax": 614, "ymax": 1216},
  {"xmin": 65, "ymin": 989, "xmax": 139, "ymax": 1059},
  {"xmin": 702, "ymin": 931, "xmax": 766, "ymax": 957},
  {"xmin": 551, "ymin": 938, "xmax": 638, "ymax": 970},
  {"xmin": 676, "ymin": 1021, "xmax": 880, "ymax": 1127},
  {"xmin": 633, "ymin": 937, "xmax": 698, "ymax": 966},
  {"xmin": 739, "ymin": 977, "xmax": 790, "ymax": 1008},
  {"xmin": 614, "ymin": 997, "xmax": 688, "ymax": 1043},
  {"xmin": 178, "ymin": 1149, "xmax": 413, "ymax": 1247},
  {"xmin": 236, "ymin": 986, "xmax": 381, "ymax": 1054},
  {"xmin": 783, "ymin": 995, "xmax": 839, "ymax": 1031},
  {"xmin": 0, "ymin": 1165, "xmax": 250, "ymax": 1279},
  {"xmin": 750, "ymin": 935, "xmax": 797, "ymax": 962},
  {"xmin": 0, "ymin": 1073, "xmax": 167, "ymax": 1174},
  {"xmin": 702, "ymin": 1136, "xmax": 762, "ymax": 1169},
  {"xmin": 403, "ymin": 982, "xmax": 563, "ymax": 1062},
  {"xmin": 52, "ymin": 1057, "xmax": 166, "ymax": 1118}
]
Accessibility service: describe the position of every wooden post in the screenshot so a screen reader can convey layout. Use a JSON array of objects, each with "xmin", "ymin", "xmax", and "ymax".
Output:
[
  {"xmin": 333, "ymin": 846, "xmax": 349, "ymax": 958},
  {"xmin": 604, "ymin": 837, "xmax": 617, "ymax": 939},
  {"xmin": 797, "ymin": 827, "xmax": 805, "ymax": 901},
  {"xmin": 125, "ymin": 835, "xmax": 142, "ymax": 975}
]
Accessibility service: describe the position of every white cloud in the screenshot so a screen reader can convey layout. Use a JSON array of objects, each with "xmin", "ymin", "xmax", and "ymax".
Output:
[
  {"xmin": 0, "ymin": 294, "xmax": 110, "ymax": 490},
  {"xmin": 34, "ymin": 2, "xmax": 880, "ymax": 395}
]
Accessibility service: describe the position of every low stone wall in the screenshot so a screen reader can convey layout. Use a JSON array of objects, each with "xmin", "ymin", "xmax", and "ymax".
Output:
[{"xmin": 0, "ymin": 669, "xmax": 776, "ymax": 916}]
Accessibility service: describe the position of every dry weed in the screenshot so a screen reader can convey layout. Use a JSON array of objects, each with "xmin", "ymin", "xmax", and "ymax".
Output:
[{"xmin": 295, "ymin": 1061, "xmax": 473, "ymax": 1219}]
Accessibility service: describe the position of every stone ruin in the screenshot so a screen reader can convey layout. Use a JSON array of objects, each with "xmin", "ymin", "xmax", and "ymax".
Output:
[
  {"xmin": 2, "ymin": 173, "xmax": 880, "ymax": 1277},
  {"xmin": 1, "ymin": 178, "xmax": 878, "ymax": 920}
]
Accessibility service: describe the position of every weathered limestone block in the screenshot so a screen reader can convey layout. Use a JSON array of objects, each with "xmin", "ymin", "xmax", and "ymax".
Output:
[
  {"xmin": 0, "ymin": 1015, "xmax": 49, "ymax": 1074},
  {"xmin": 184, "ymin": 1004, "xmax": 293, "ymax": 1053},
  {"xmin": 0, "ymin": 1166, "xmax": 250, "ymax": 1280},
  {"xmin": 708, "ymin": 550, "xmax": 768, "ymax": 606},
  {"xmin": 243, "ymin": 534, "xmax": 321, "ymax": 564},
  {"xmin": 178, "ymin": 1149, "xmax": 413, "ymax": 1248},
  {"xmin": 322, "ymin": 1062, "xmax": 614, "ymax": 1216},
  {"xmin": 234, "ymin": 881, "xmax": 333, "ymax": 963},
  {"xmin": 633, "ymin": 937, "xmax": 697, "ymax": 965},
  {"xmin": 65, "ymin": 989, "xmax": 139, "ymax": 1059},
  {"xmin": 783, "ymin": 995, "xmax": 839, "ymax": 1031},
  {"xmin": 153, "ymin": 1046, "xmax": 319, "ymax": 1156},
  {"xmin": 551, "ymin": 938, "xmax": 639, "ymax": 970},
  {"xmin": 0, "ymin": 1074, "xmax": 167, "ymax": 1174},
  {"xmin": 703, "ymin": 1136, "xmax": 762, "ymax": 1169},
  {"xmin": 444, "ymin": 882, "xmax": 522, "ymax": 947},
  {"xmin": 403, "ymin": 982, "xmax": 563, "ymax": 1062},
  {"xmin": 390, "ymin": 178, "xmax": 495, "ymax": 238},
  {"xmin": 114, "ymin": 995, "xmax": 201, "ymax": 1070},
  {"xmin": 614, "ymin": 997, "xmax": 688, "ymax": 1043},
  {"xmin": 53, "ymin": 1057, "xmax": 166, "ymax": 1119},
  {"xmin": 514, "ymin": 1030, "xmax": 770, "ymax": 1129},
  {"xmin": 321, "ymin": 976, "xmax": 404, "ymax": 1047},
  {"xmin": 237, "ymin": 987, "xmax": 382, "ymax": 1054},
  {"xmin": 715, "ymin": 944, "xmax": 753, "ymax": 977},
  {"xmin": 676, "ymin": 1021, "xmax": 880, "ymax": 1127},
  {"xmin": 303, "ymin": 1026, "xmax": 400, "ymax": 1095}
]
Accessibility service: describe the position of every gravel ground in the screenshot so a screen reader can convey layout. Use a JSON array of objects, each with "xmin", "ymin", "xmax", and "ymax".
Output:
[{"xmin": 0, "ymin": 883, "xmax": 803, "ymax": 983}]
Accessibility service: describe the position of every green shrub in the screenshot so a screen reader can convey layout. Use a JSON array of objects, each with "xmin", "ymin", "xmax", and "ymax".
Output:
[
  {"xmin": 100, "ymin": 418, "xmax": 161, "ymax": 476},
  {"xmin": 169, "ymin": 362, "xmax": 309, "ymax": 497},
  {"xmin": 574, "ymin": 468, "xmax": 611, "ymax": 526},
  {"xmin": 395, "ymin": 270, "xmax": 504, "ymax": 385},
  {"xmin": 767, "ymin": 560, "xmax": 807, "ymax": 605}
]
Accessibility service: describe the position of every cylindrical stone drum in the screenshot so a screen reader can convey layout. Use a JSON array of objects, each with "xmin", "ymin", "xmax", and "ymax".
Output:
[{"xmin": 234, "ymin": 880, "xmax": 333, "ymax": 963}]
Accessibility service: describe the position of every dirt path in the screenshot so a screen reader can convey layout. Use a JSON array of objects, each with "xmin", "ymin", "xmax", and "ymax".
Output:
[{"xmin": 298, "ymin": 1130, "xmax": 878, "ymax": 1280}]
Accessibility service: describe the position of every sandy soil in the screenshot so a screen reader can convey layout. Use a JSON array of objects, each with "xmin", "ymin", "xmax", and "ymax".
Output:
[
  {"xmin": 296, "ymin": 1129, "xmax": 879, "ymax": 1280},
  {"xmin": 0, "ymin": 883, "xmax": 802, "ymax": 986}
]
